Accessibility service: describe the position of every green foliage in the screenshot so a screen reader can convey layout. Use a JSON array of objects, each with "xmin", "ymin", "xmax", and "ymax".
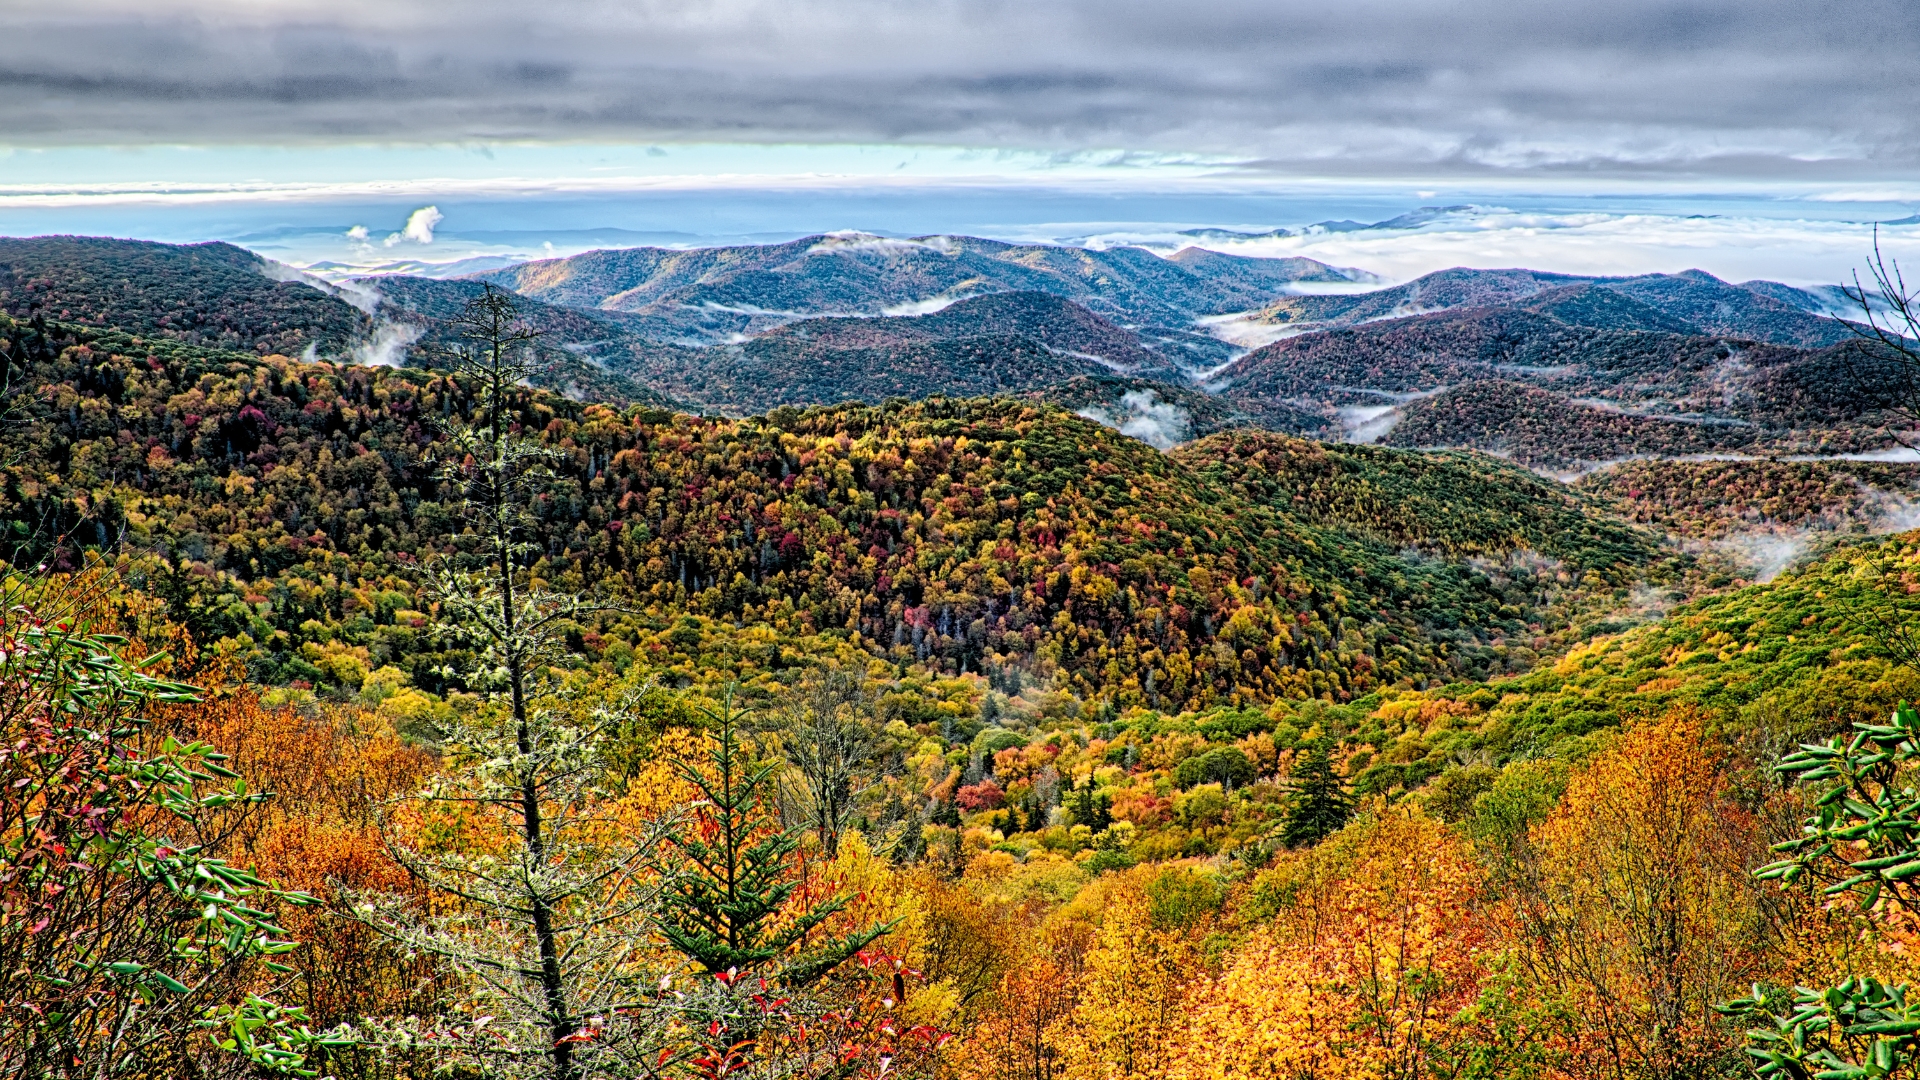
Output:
[
  {"xmin": 1281, "ymin": 741, "xmax": 1353, "ymax": 848},
  {"xmin": 1761, "ymin": 700, "xmax": 1920, "ymax": 912},
  {"xmin": 657, "ymin": 695, "xmax": 888, "ymax": 988},
  {"xmin": 1723, "ymin": 701, "xmax": 1920, "ymax": 1079},
  {"xmin": 1724, "ymin": 978, "xmax": 1920, "ymax": 1080},
  {"xmin": 1182, "ymin": 428, "xmax": 1668, "ymax": 573},
  {"xmin": 0, "ymin": 605, "xmax": 328, "ymax": 1077},
  {"xmin": 1173, "ymin": 746, "xmax": 1256, "ymax": 791},
  {"xmin": 1083, "ymin": 847, "xmax": 1138, "ymax": 875},
  {"xmin": 1421, "ymin": 763, "xmax": 1501, "ymax": 823},
  {"xmin": 1144, "ymin": 867, "xmax": 1225, "ymax": 930},
  {"xmin": 1465, "ymin": 760, "xmax": 1569, "ymax": 856}
]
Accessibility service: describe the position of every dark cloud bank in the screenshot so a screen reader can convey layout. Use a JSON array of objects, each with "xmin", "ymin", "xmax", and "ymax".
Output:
[{"xmin": 3, "ymin": 0, "xmax": 1917, "ymax": 178}]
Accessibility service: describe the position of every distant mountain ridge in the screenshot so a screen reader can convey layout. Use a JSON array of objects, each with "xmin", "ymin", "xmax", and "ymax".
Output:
[
  {"xmin": 0, "ymin": 232, "xmax": 1898, "ymax": 470},
  {"xmin": 476, "ymin": 232, "xmax": 1362, "ymax": 345},
  {"xmin": 1211, "ymin": 272, "xmax": 1894, "ymax": 467},
  {"xmin": 1247, "ymin": 265, "xmax": 1858, "ymax": 348}
]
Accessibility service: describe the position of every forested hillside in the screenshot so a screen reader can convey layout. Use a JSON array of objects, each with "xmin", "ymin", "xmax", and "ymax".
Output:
[
  {"xmin": 0, "ymin": 311, "xmax": 1682, "ymax": 714},
  {"xmin": 0, "ymin": 236, "xmax": 368, "ymax": 355},
  {"xmin": 1579, "ymin": 457, "xmax": 1920, "ymax": 538},
  {"xmin": 12, "ymin": 245, "xmax": 1920, "ymax": 1080}
]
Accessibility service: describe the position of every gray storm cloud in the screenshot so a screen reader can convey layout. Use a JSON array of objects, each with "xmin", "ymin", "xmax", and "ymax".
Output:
[{"xmin": 1, "ymin": 0, "xmax": 1917, "ymax": 178}]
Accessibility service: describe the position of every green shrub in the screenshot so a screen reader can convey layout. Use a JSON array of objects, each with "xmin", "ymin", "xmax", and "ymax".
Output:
[{"xmin": 1174, "ymin": 746, "xmax": 1257, "ymax": 790}]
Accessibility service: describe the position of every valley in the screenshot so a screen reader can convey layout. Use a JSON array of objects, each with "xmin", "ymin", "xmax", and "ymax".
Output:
[{"xmin": 6, "ymin": 223, "xmax": 1920, "ymax": 1080}]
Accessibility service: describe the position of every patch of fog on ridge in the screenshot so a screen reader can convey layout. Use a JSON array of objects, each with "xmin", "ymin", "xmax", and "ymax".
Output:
[
  {"xmin": 1706, "ymin": 484, "xmax": 1920, "ymax": 584},
  {"xmin": 1077, "ymin": 390, "xmax": 1191, "ymax": 451},
  {"xmin": 350, "ymin": 321, "xmax": 423, "ymax": 367},
  {"xmin": 1338, "ymin": 404, "xmax": 1401, "ymax": 444},
  {"xmin": 880, "ymin": 293, "xmax": 974, "ymax": 317},
  {"xmin": 1711, "ymin": 532, "xmax": 1809, "ymax": 584},
  {"xmin": 1191, "ymin": 311, "xmax": 1311, "ymax": 350},
  {"xmin": 258, "ymin": 255, "xmax": 383, "ymax": 315}
]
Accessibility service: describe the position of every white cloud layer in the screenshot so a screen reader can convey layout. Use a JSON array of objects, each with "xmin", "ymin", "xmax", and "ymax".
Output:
[{"xmin": 1085, "ymin": 208, "xmax": 1920, "ymax": 286}]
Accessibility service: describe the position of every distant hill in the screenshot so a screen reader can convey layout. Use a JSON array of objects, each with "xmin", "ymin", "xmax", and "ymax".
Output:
[
  {"xmin": 1164, "ymin": 247, "xmax": 1375, "ymax": 289},
  {"xmin": 0, "ymin": 236, "xmax": 368, "ymax": 355},
  {"xmin": 655, "ymin": 334, "xmax": 1103, "ymax": 412},
  {"xmin": 0, "ymin": 237, "xmax": 682, "ymax": 408},
  {"xmin": 1254, "ymin": 268, "xmax": 1592, "ymax": 328},
  {"xmin": 476, "ymin": 233, "xmax": 1357, "ymax": 344},
  {"xmin": 1021, "ymin": 375, "xmax": 1329, "ymax": 447},
  {"xmin": 1603, "ymin": 270, "xmax": 1858, "ymax": 347},
  {"xmin": 1382, "ymin": 382, "xmax": 1763, "ymax": 468},
  {"xmin": 1245, "ymin": 265, "xmax": 1859, "ymax": 348},
  {"xmin": 1211, "ymin": 286, "xmax": 1904, "ymax": 467}
]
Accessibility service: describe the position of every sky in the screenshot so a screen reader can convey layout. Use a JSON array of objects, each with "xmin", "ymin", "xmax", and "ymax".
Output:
[{"xmin": 4, "ymin": 0, "xmax": 1920, "ymax": 285}]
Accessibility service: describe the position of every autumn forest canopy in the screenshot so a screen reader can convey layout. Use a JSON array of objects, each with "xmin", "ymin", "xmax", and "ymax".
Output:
[{"xmin": 12, "ymin": 237, "xmax": 1920, "ymax": 1080}]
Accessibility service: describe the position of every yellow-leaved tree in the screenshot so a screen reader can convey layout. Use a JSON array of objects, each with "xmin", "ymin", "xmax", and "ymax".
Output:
[
  {"xmin": 1171, "ymin": 805, "xmax": 1492, "ymax": 1080},
  {"xmin": 1054, "ymin": 866, "xmax": 1207, "ymax": 1080},
  {"xmin": 1508, "ymin": 712, "xmax": 1781, "ymax": 1080}
]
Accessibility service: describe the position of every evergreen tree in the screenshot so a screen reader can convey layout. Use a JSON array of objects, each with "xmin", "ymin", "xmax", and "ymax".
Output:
[
  {"xmin": 657, "ymin": 694, "xmax": 889, "ymax": 990},
  {"xmin": 1281, "ymin": 741, "xmax": 1354, "ymax": 848},
  {"xmin": 359, "ymin": 286, "xmax": 667, "ymax": 1080},
  {"xmin": 1068, "ymin": 776, "xmax": 1114, "ymax": 832}
]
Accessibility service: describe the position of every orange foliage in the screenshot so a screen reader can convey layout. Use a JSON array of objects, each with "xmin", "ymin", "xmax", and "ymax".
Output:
[
  {"xmin": 1173, "ymin": 807, "xmax": 1492, "ymax": 1080},
  {"xmin": 961, "ymin": 955, "xmax": 1078, "ymax": 1080},
  {"xmin": 155, "ymin": 688, "xmax": 439, "ymax": 1024},
  {"xmin": 1514, "ymin": 711, "xmax": 1781, "ymax": 1080}
]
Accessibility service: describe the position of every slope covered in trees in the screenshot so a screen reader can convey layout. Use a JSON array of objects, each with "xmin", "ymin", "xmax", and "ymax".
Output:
[
  {"xmin": 1176, "ymin": 430, "xmax": 1665, "ymax": 568},
  {"xmin": 0, "ymin": 236, "xmax": 368, "ymax": 355},
  {"xmin": 0, "ymin": 311, "xmax": 1683, "ymax": 715},
  {"xmin": 1578, "ymin": 457, "xmax": 1920, "ymax": 539},
  {"xmin": 13, "ymin": 269, "xmax": 1920, "ymax": 1080}
]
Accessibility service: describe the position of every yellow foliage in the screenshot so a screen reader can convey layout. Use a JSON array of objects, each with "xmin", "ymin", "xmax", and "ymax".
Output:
[
  {"xmin": 1516, "ymin": 711, "xmax": 1781, "ymax": 1080},
  {"xmin": 1174, "ymin": 807, "xmax": 1491, "ymax": 1080},
  {"xmin": 1054, "ymin": 867, "xmax": 1196, "ymax": 1080}
]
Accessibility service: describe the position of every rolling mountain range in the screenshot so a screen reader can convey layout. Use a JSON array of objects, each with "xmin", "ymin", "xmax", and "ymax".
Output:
[
  {"xmin": 1210, "ymin": 276, "xmax": 1895, "ymax": 467},
  {"xmin": 476, "ymin": 231, "xmax": 1372, "ymax": 343},
  {"xmin": 0, "ymin": 232, "xmax": 1901, "ymax": 473},
  {"xmin": 0, "ymin": 308, "xmax": 1681, "ymax": 706}
]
